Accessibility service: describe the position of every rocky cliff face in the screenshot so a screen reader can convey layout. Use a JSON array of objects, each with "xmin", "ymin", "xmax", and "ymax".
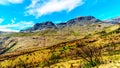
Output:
[{"xmin": 20, "ymin": 16, "xmax": 102, "ymax": 32}]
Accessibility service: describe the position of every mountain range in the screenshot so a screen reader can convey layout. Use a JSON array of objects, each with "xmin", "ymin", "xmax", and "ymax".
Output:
[{"xmin": 20, "ymin": 16, "xmax": 120, "ymax": 32}]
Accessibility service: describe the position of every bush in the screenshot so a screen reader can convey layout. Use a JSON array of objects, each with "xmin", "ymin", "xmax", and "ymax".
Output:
[{"xmin": 77, "ymin": 45, "xmax": 103, "ymax": 67}]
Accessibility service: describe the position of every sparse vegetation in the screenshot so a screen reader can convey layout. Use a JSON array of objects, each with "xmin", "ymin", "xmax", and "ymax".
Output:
[
  {"xmin": 0, "ymin": 24, "xmax": 120, "ymax": 68},
  {"xmin": 77, "ymin": 45, "xmax": 103, "ymax": 67}
]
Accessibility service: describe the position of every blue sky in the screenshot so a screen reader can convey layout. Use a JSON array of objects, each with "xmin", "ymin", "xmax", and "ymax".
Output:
[{"xmin": 0, "ymin": 0, "xmax": 120, "ymax": 32}]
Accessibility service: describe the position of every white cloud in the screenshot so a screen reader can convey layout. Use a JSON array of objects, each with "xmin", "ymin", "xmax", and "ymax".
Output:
[
  {"xmin": 0, "ymin": 29, "xmax": 18, "ymax": 32},
  {"xmin": 0, "ymin": 21, "xmax": 34, "ymax": 32},
  {"xmin": 0, "ymin": 0, "xmax": 23, "ymax": 5},
  {"xmin": 0, "ymin": 18, "xmax": 4, "ymax": 24},
  {"xmin": 8, "ymin": 0, "xmax": 23, "ymax": 4},
  {"xmin": 25, "ymin": 0, "xmax": 84, "ymax": 18}
]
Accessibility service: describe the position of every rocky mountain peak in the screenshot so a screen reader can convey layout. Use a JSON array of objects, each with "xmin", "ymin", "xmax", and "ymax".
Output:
[
  {"xmin": 33, "ymin": 21, "xmax": 55, "ymax": 30},
  {"xmin": 76, "ymin": 16, "xmax": 95, "ymax": 20},
  {"xmin": 20, "ymin": 21, "xmax": 56, "ymax": 32},
  {"xmin": 42, "ymin": 21, "xmax": 55, "ymax": 25},
  {"xmin": 66, "ymin": 16, "xmax": 101, "ymax": 26}
]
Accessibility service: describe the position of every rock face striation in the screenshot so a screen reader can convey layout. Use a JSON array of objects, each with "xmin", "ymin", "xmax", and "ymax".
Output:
[{"xmin": 20, "ymin": 16, "xmax": 101, "ymax": 32}]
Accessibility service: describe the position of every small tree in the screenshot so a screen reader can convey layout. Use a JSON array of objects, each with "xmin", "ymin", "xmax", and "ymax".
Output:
[{"xmin": 77, "ymin": 45, "xmax": 102, "ymax": 67}]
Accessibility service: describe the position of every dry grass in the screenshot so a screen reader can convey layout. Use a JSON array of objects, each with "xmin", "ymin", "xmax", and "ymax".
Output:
[{"xmin": 0, "ymin": 24, "xmax": 120, "ymax": 68}]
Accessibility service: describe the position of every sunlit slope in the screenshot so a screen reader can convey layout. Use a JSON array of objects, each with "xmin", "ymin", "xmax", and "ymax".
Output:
[
  {"xmin": 0, "ymin": 24, "xmax": 120, "ymax": 68},
  {"xmin": 0, "ymin": 23, "xmax": 108, "ymax": 53}
]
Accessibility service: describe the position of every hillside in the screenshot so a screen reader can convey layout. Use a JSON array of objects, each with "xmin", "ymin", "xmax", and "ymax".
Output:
[
  {"xmin": 0, "ymin": 16, "xmax": 120, "ymax": 68},
  {"xmin": 0, "ymin": 16, "xmax": 111, "ymax": 54},
  {"xmin": 0, "ymin": 23, "xmax": 120, "ymax": 67},
  {"xmin": 0, "ymin": 23, "xmax": 104, "ymax": 53}
]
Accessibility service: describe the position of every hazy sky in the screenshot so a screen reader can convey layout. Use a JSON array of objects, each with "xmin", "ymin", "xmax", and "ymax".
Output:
[{"xmin": 0, "ymin": 0, "xmax": 120, "ymax": 32}]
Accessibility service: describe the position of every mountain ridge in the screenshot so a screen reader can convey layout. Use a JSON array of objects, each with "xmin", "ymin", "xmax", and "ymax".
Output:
[
  {"xmin": 104, "ymin": 17, "xmax": 120, "ymax": 24},
  {"xmin": 20, "ymin": 16, "xmax": 120, "ymax": 32},
  {"xmin": 20, "ymin": 16, "xmax": 102, "ymax": 32}
]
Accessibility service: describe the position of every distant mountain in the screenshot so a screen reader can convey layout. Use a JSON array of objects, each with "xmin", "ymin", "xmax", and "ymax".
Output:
[
  {"xmin": 20, "ymin": 21, "xmax": 57, "ymax": 32},
  {"xmin": 20, "ymin": 16, "xmax": 102, "ymax": 32},
  {"xmin": 0, "ymin": 31, "xmax": 12, "ymax": 34},
  {"xmin": 0, "ymin": 31, "xmax": 4, "ymax": 34},
  {"xmin": 0, "ymin": 31, "xmax": 6, "ymax": 34},
  {"xmin": 21, "ymin": 16, "xmax": 120, "ymax": 32},
  {"xmin": 66, "ymin": 16, "xmax": 101, "ymax": 26},
  {"xmin": 104, "ymin": 17, "xmax": 120, "ymax": 24}
]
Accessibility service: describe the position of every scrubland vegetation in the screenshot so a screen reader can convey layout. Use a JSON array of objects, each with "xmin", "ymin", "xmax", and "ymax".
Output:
[{"xmin": 0, "ymin": 24, "xmax": 120, "ymax": 68}]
